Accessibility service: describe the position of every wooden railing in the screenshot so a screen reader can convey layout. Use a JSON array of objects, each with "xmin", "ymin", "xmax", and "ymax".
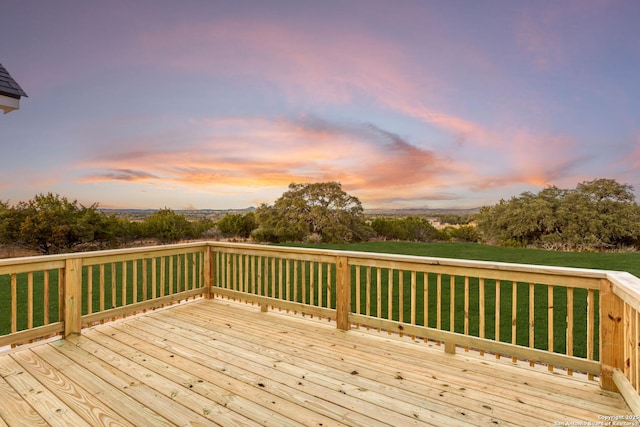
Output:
[
  {"xmin": 0, "ymin": 242, "xmax": 209, "ymax": 347},
  {"xmin": 1, "ymin": 242, "xmax": 639, "ymax": 413}
]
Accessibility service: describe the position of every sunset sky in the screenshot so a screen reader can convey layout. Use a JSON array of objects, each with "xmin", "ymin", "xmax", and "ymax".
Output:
[{"xmin": 1, "ymin": 1, "xmax": 639, "ymax": 210}]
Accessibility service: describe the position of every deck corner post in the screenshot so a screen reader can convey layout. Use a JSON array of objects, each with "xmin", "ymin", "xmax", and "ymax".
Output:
[
  {"xmin": 600, "ymin": 278, "xmax": 624, "ymax": 391},
  {"xmin": 64, "ymin": 257, "xmax": 83, "ymax": 338},
  {"xmin": 336, "ymin": 256, "xmax": 351, "ymax": 331}
]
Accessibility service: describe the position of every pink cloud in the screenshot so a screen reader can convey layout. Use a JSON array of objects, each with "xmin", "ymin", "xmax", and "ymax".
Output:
[
  {"xmin": 465, "ymin": 131, "xmax": 584, "ymax": 190},
  {"xmin": 77, "ymin": 116, "xmax": 469, "ymax": 206},
  {"xmin": 135, "ymin": 19, "xmax": 419, "ymax": 106},
  {"xmin": 398, "ymin": 104, "xmax": 489, "ymax": 146},
  {"xmin": 131, "ymin": 17, "xmax": 528, "ymax": 161},
  {"xmin": 618, "ymin": 135, "xmax": 640, "ymax": 171}
]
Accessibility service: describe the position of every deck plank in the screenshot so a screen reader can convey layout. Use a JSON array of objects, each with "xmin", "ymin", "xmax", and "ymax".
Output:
[
  {"xmin": 175, "ymin": 300, "xmax": 630, "ymax": 421},
  {"xmin": 0, "ymin": 375, "xmax": 47, "ymax": 426},
  {"xmin": 0, "ymin": 298, "xmax": 633, "ymax": 427},
  {"xmin": 110, "ymin": 316, "xmax": 430, "ymax": 426},
  {"xmin": 151, "ymin": 306, "xmax": 545, "ymax": 425},
  {"xmin": 0, "ymin": 353, "xmax": 91, "ymax": 426},
  {"xmin": 95, "ymin": 319, "xmax": 384, "ymax": 425},
  {"xmin": 31, "ymin": 341, "xmax": 176, "ymax": 427},
  {"xmin": 142, "ymin": 307, "xmax": 512, "ymax": 426},
  {"xmin": 64, "ymin": 334, "xmax": 254, "ymax": 427},
  {"xmin": 10, "ymin": 349, "xmax": 135, "ymax": 427}
]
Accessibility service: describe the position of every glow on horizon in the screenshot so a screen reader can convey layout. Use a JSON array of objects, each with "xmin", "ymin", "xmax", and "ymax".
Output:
[{"xmin": 1, "ymin": 1, "xmax": 639, "ymax": 210}]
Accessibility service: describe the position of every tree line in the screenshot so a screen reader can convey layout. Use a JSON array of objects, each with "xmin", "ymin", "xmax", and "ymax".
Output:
[
  {"xmin": 213, "ymin": 179, "xmax": 640, "ymax": 251},
  {"xmin": 0, "ymin": 193, "xmax": 212, "ymax": 254},
  {"xmin": 2, "ymin": 178, "xmax": 638, "ymax": 255},
  {"xmin": 0, "ymin": 183, "xmax": 476, "ymax": 255}
]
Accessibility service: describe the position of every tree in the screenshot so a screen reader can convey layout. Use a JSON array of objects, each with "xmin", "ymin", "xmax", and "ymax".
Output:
[
  {"xmin": 216, "ymin": 212, "xmax": 256, "ymax": 238},
  {"xmin": 253, "ymin": 182, "xmax": 372, "ymax": 243},
  {"xmin": 476, "ymin": 179, "xmax": 640, "ymax": 250},
  {"xmin": 555, "ymin": 179, "xmax": 640, "ymax": 248},
  {"xmin": 142, "ymin": 208, "xmax": 195, "ymax": 244},
  {"xmin": 0, "ymin": 200, "xmax": 20, "ymax": 244},
  {"xmin": 446, "ymin": 225, "xmax": 480, "ymax": 242},
  {"xmin": 371, "ymin": 216, "xmax": 440, "ymax": 242},
  {"xmin": 6, "ymin": 193, "xmax": 103, "ymax": 254}
]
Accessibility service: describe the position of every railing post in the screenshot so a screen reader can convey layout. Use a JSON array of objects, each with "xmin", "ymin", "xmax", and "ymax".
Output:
[
  {"xmin": 336, "ymin": 256, "xmax": 351, "ymax": 331},
  {"xmin": 204, "ymin": 246, "xmax": 213, "ymax": 299},
  {"xmin": 600, "ymin": 279, "xmax": 624, "ymax": 391},
  {"xmin": 64, "ymin": 258, "xmax": 83, "ymax": 337}
]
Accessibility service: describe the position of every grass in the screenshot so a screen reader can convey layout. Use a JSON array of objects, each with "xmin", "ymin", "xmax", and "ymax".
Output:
[{"xmin": 282, "ymin": 241, "xmax": 640, "ymax": 277}]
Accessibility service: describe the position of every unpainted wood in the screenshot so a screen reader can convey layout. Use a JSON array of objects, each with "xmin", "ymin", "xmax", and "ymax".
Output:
[
  {"xmin": 601, "ymin": 279, "xmax": 625, "ymax": 391},
  {"xmin": 335, "ymin": 256, "xmax": 351, "ymax": 331},
  {"xmin": 64, "ymin": 258, "xmax": 83, "ymax": 337}
]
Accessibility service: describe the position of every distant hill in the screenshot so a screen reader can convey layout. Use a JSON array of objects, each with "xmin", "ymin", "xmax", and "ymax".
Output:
[
  {"xmin": 100, "ymin": 207, "xmax": 255, "ymax": 221},
  {"xmin": 100, "ymin": 207, "xmax": 479, "ymax": 221},
  {"xmin": 364, "ymin": 207, "xmax": 480, "ymax": 217}
]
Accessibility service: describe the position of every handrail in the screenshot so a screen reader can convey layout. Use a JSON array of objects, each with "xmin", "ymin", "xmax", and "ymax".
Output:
[
  {"xmin": 0, "ymin": 242, "xmax": 209, "ymax": 348},
  {"xmin": 1, "ymin": 241, "xmax": 639, "ymax": 413}
]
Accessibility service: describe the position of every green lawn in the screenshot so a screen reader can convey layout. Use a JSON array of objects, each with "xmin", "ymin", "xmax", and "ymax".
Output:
[{"xmin": 282, "ymin": 241, "xmax": 640, "ymax": 277}]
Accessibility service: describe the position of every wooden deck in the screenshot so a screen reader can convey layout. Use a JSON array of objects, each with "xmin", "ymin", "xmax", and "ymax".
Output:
[{"xmin": 0, "ymin": 298, "xmax": 632, "ymax": 426}]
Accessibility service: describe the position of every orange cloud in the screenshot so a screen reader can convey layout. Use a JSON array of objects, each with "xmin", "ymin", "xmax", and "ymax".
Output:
[{"xmin": 78, "ymin": 116, "xmax": 470, "ymax": 206}]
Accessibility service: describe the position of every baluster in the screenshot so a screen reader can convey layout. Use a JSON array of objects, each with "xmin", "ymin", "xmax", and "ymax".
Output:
[
  {"xmin": 449, "ymin": 275, "xmax": 455, "ymax": 333},
  {"xmin": 436, "ymin": 273, "xmax": 442, "ymax": 345},
  {"xmin": 587, "ymin": 288, "xmax": 595, "ymax": 380},
  {"xmin": 326, "ymin": 264, "xmax": 332, "ymax": 311},
  {"xmin": 301, "ymin": 260, "xmax": 306, "ymax": 306},
  {"xmin": 169, "ymin": 256, "xmax": 175, "ymax": 295},
  {"xmin": 28, "ymin": 272, "xmax": 33, "ymax": 330},
  {"xmin": 310, "ymin": 261, "xmax": 315, "ymax": 308},
  {"xmin": 479, "ymin": 277, "xmax": 485, "ymax": 355},
  {"xmin": 567, "ymin": 287, "xmax": 574, "ymax": 375},
  {"xmin": 399, "ymin": 270, "xmax": 404, "ymax": 331},
  {"xmin": 151, "ymin": 257, "xmax": 158, "ymax": 299},
  {"xmin": 512, "ymin": 281, "xmax": 517, "ymax": 363},
  {"xmin": 293, "ymin": 260, "xmax": 298, "ymax": 304},
  {"xmin": 495, "ymin": 279, "xmax": 500, "ymax": 359},
  {"xmin": 111, "ymin": 263, "xmax": 116, "ymax": 309},
  {"xmin": 44, "ymin": 270, "xmax": 50, "ymax": 325},
  {"xmin": 376, "ymin": 267, "xmax": 381, "ymax": 322},
  {"xmin": 464, "ymin": 276, "xmax": 469, "ymax": 351},
  {"xmin": 99, "ymin": 264, "xmax": 105, "ymax": 313},
  {"xmin": 529, "ymin": 283, "xmax": 535, "ymax": 366},
  {"xmin": 354, "ymin": 265, "xmax": 360, "ymax": 315},
  {"xmin": 121, "ymin": 261, "xmax": 127, "ymax": 307},
  {"xmin": 548, "ymin": 285, "xmax": 554, "ymax": 371},
  {"xmin": 365, "ymin": 266, "xmax": 371, "ymax": 319},
  {"xmin": 387, "ymin": 268, "xmax": 392, "ymax": 334}
]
